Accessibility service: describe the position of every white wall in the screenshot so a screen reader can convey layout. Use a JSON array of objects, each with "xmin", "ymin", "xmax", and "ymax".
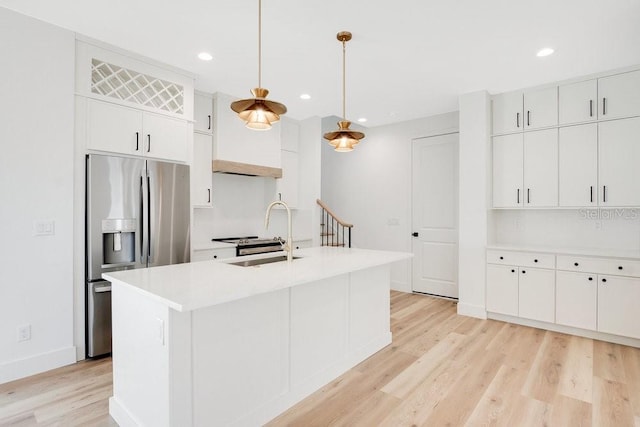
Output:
[
  {"xmin": 0, "ymin": 8, "xmax": 77, "ymax": 383},
  {"xmin": 321, "ymin": 113, "xmax": 459, "ymax": 292},
  {"xmin": 491, "ymin": 209, "xmax": 640, "ymax": 251},
  {"xmin": 457, "ymin": 91, "xmax": 491, "ymax": 319}
]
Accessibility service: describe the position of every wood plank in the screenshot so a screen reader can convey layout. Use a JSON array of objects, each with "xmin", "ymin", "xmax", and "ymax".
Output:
[
  {"xmin": 594, "ymin": 340, "xmax": 627, "ymax": 383},
  {"xmin": 549, "ymin": 394, "xmax": 592, "ymax": 427},
  {"xmin": 620, "ymin": 345, "xmax": 640, "ymax": 417},
  {"xmin": 211, "ymin": 159, "xmax": 282, "ymax": 178},
  {"xmin": 557, "ymin": 335, "xmax": 594, "ymax": 403},
  {"xmin": 592, "ymin": 376, "xmax": 636, "ymax": 427},
  {"xmin": 521, "ymin": 331, "xmax": 571, "ymax": 403}
]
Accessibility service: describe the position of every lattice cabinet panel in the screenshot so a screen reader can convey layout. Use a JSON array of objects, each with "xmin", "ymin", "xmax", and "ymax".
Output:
[{"xmin": 91, "ymin": 59, "xmax": 184, "ymax": 115}]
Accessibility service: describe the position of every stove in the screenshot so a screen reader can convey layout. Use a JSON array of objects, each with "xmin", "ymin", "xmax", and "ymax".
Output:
[{"xmin": 212, "ymin": 236, "xmax": 285, "ymax": 257}]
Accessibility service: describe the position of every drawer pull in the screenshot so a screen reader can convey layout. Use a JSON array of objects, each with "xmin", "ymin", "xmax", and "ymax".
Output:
[
  {"xmin": 511, "ymin": 269, "xmax": 515, "ymax": 273},
  {"xmin": 534, "ymin": 259, "xmax": 538, "ymax": 263},
  {"xmin": 618, "ymin": 266, "xmax": 623, "ymax": 270},
  {"xmin": 522, "ymin": 270, "xmax": 526, "ymax": 274},
  {"xmin": 588, "ymin": 277, "xmax": 593, "ymax": 281},
  {"xmin": 500, "ymin": 256, "xmax": 504, "ymax": 260},
  {"xmin": 602, "ymin": 278, "xmax": 607, "ymax": 283},
  {"xmin": 574, "ymin": 262, "xmax": 579, "ymax": 266}
]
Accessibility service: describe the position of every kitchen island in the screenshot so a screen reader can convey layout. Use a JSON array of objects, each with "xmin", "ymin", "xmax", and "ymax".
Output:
[{"xmin": 103, "ymin": 246, "xmax": 411, "ymax": 427}]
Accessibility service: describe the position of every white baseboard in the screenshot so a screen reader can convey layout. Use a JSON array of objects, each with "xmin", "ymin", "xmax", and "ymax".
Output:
[
  {"xmin": 390, "ymin": 281, "xmax": 411, "ymax": 293},
  {"xmin": 110, "ymin": 396, "xmax": 141, "ymax": 427},
  {"xmin": 0, "ymin": 346, "xmax": 76, "ymax": 384},
  {"xmin": 457, "ymin": 302, "xmax": 487, "ymax": 319}
]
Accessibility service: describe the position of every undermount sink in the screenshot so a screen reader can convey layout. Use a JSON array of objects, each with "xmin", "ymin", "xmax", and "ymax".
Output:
[{"xmin": 229, "ymin": 255, "xmax": 301, "ymax": 267}]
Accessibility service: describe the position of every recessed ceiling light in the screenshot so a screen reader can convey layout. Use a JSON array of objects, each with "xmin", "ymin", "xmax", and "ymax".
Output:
[
  {"xmin": 198, "ymin": 52, "xmax": 213, "ymax": 61},
  {"xmin": 300, "ymin": 94, "xmax": 311, "ymax": 100},
  {"xmin": 357, "ymin": 117, "xmax": 367, "ymax": 123},
  {"xmin": 536, "ymin": 47, "xmax": 554, "ymax": 57}
]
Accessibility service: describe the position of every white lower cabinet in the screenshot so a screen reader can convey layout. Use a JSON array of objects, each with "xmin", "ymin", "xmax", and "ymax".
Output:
[
  {"xmin": 518, "ymin": 267, "xmax": 555, "ymax": 322},
  {"xmin": 486, "ymin": 264, "xmax": 519, "ymax": 316},
  {"xmin": 597, "ymin": 275, "xmax": 640, "ymax": 339},
  {"xmin": 555, "ymin": 271, "xmax": 597, "ymax": 330},
  {"xmin": 489, "ymin": 249, "xmax": 640, "ymax": 343}
]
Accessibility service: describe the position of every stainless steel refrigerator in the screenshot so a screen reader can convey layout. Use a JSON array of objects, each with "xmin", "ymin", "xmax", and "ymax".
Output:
[{"xmin": 85, "ymin": 154, "xmax": 190, "ymax": 357}]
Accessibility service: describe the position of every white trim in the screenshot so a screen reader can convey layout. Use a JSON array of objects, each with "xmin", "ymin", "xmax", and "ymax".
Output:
[
  {"xmin": 0, "ymin": 346, "xmax": 76, "ymax": 384},
  {"xmin": 109, "ymin": 397, "xmax": 142, "ymax": 427},
  {"xmin": 457, "ymin": 302, "xmax": 488, "ymax": 319},
  {"xmin": 489, "ymin": 312, "xmax": 640, "ymax": 348}
]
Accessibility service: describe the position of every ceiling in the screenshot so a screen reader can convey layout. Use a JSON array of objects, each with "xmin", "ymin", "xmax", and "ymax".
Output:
[{"xmin": 2, "ymin": 0, "xmax": 640, "ymax": 127}]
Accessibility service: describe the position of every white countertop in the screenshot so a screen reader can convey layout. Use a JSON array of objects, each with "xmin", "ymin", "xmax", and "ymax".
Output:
[
  {"xmin": 104, "ymin": 246, "xmax": 412, "ymax": 312},
  {"xmin": 487, "ymin": 243, "xmax": 640, "ymax": 260}
]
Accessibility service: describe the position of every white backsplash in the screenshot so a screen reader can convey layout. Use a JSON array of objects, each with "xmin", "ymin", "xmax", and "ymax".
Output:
[
  {"xmin": 192, "ymin": 173, "xmax": 313, "ymax": 246},
  {"xmin": 491, "ymin": 208, "xmax": 640, "ymax": 251}
]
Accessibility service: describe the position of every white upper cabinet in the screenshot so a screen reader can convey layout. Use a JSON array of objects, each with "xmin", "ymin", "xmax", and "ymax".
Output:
[
  {"xmin": 598, "ymin": 117, "xmax": 640, "ymax": 206},
  {"xmin": 558, "ymin": 124, "xmax": 598, "ymax": 207},
  {"xmin": 87, "ymin": 99, "xmax": 188, "ymax": 163},
  {"xmin": 559, "ymin": 80, "xmax": 597, "ymax": 125},
  {"xmin": 492, "ymin": 92, "xmax": 523, "ymax": 135},
  {"xmin": 194, "ymin": 93, "xmax": 213, "ymax": 134},
  {"xmin": 524, "ymin": 87, "xmax": 558, "ymax": 130},
  {"xmin": 523, "ymin": 129, "xmax": 558, "ymax": 207},
  {"xmin": 598, "ymin": 70, "xmax": 640, "ymax": 120},
  {"xmin": 192, "ymin": 133, "xmax": 213, "ymax": 207},
  {"xmin": 212, "ymin": 92, "xmax": 281, "ymax": 169},
  {"xmin": 492, "ymin": 133, "xmax": 523, "ymax": 208},
  {"xmin": 88, "ymin": 99, "xmax": 143, "ymax": 156}
]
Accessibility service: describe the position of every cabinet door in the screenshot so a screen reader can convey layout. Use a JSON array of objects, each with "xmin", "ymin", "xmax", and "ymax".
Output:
[
  {"xmin": 492, "ymin": 134, "xmax": 523, "ymax": 208},
  {"xmin": 598, "ymin": 275, "xmax": 640, "ymax": 339},
  {"xmin": 598, "ymin": 118, "xmax": 640, "ymax": 206},
  {"xmin": 518, "ymin": 267, "xmax": 555, "ymax": 323},
  {"xmin": 192, "ymin": 247, "xmax": 235, "ymax": 261},
  {"xmin": 523, "ymin": 129, "xmax": 558, "ymax": 207},
  {"xmin": 192, "ymin": 133, "xmax": 213, "ymax": 207},
  {"xmin": 194, "ymin": 93, "xmax": 213, "ymax": 134},
  {"xmin": 524, "ymin": 87, "xmax": 558, "ymax": 130},
  {"xmin": 559, "ymin": 80, "xmax": 597, "ymax": 125},
  {"xmin": 276, "ymin": 150, "xmax": 299, "ymax": 208},
  {"xmin": 143, "ymin": 113, "xmax": 188, "ymax": 163},
  {"xmin": 492, "ymin": 92, "xmax": 523, "ymax": 135},
  {"xmin": 598, "ymin": 70, "xmax": 640, "ymax": 120},
  {"xmin": 486, "ymin": 264, "xmax": 519, "ymax": 316},
  {"xmin": 555, "ymin": 271, "xmax": 597, "ymax": 330},
  {"xmin": 558, "ymin": 124, "xmax": 598, "ymax": 207},
  {"xmin": 87, "ymin": 99, "xmax": 142, "ymax": 155}
]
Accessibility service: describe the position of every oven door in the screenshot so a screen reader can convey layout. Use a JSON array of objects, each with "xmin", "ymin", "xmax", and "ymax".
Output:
[{"xmin": 237, "ymin": 244, "xmax": 283, "ymax": 256}]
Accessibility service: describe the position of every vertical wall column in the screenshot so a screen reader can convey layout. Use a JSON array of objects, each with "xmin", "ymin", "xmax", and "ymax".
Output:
[{"xmin": 458, "ymin": 91, "xmax": 491, "ymax": 318}]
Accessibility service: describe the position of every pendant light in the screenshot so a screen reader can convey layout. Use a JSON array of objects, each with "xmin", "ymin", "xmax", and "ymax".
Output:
[
  {"xmin": 230, "ymin": 0, "xmax": 286, "ymax": 130},
  {"xmin": 323, "ymin": 31, "xmax": 365, "ymax": 152}
]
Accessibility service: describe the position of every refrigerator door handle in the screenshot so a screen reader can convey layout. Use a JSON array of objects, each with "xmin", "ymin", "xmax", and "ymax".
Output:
[
  {"xmin": 147, "ymin": 175, "xmax": 152, "ymax": 263},
  {"xmin": 139, "ymin": 175, "xmax": 146, "ymax": 264}
]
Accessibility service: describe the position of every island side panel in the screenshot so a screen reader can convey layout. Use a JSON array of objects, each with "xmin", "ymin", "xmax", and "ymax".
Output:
[
  {"xmin": 191, "ymin": 288, "xmax": 290, "ymax": 427},
  {"xmin": 348, "ymin": 265, "xmax": 392, "ymax": 361},
  {"xmin": 109, "ymin": 280, "xmax": 172, "ymax": 427}
]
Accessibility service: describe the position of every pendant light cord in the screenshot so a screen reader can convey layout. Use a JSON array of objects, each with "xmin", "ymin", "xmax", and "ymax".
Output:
[
  {"xmin": 342, "ymin": 39, "xmax": 346, "ymax": 120},
  {"xmin": 258, "ymin": 0, "xmax": 262, "ymax": 88}
]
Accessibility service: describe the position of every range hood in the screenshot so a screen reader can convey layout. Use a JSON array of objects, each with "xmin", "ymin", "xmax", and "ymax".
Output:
[{"xmin": 212, "ymin": 160, "xmax": 282, "ymax": 178}]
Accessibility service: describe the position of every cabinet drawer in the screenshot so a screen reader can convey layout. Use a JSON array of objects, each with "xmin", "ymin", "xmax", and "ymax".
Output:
[
  {"xmin": 487, "ymin": 250, "xmax": 555, "ymax": 269},
  {"xmin": 556, "ymin": 255, "xmax": 640, "ymax": 276},
  {"xmin": 192, "ymin": 248, "xmax": 236, "ymax": 262}
]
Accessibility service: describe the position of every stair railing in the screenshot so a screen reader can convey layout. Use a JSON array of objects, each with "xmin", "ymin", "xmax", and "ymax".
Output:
[{"xmin": 317, "ymin": 199, "xmax": 353, "ymax": 248}]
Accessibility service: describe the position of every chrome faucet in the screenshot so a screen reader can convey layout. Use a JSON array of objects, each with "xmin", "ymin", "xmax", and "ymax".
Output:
[{"xmin": 265, "ymin": 200, "xmax": 293, "ymax": 262}]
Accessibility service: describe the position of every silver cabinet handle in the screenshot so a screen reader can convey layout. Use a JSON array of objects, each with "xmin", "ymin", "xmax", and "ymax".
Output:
[
  {"xmin": 527, "ymin": 188, "xmax": 530, "ymax": 204},
  {"xmin": 147, "ymin": 134, "xmax": 151, "ymax": 152},
  {"xmin": 527, "ymin": 110, "xmax": 530, "ymax": 127},
  {"xmin": 517, "ymin": 188, "xmax": 520, "ymax": 204},
  {"xmin": 208, "ymin": 115, "xmax": 212, "ymax": 130},
  {"xmin": 590, "ymin": 186, "xmax": 593, "ymax": 203},
  {"xmin": 602, "ymin": 98, "xmax": 607, "ymax": 115},
  {"xmin": 603, "ymin": 185, "xmax": 607, "ymax": 203},
  {"xmin": 135, "ymin": 132, "xmax": 139, "ymax": 151},
  {"xmin": 589, "ymin": 100, "xmax": 593, "ymax": 117}
]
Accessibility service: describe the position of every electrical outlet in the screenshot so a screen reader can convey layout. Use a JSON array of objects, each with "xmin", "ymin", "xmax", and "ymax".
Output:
[
  {"xmin": 33, "ymin": 220, "xmax": 55, "ymax": 236},
  {"xmin": 17, "ymin": 324, "xmax": 31, "ymax": 342}
]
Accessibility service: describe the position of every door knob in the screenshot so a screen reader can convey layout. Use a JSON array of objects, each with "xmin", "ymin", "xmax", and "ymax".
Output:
[{"xmin": 412, "ymin": 232, "xmax": 419, "ymax": 237}]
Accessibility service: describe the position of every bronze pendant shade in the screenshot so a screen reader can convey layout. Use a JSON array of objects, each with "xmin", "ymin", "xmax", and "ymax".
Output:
[
  {"xmin": 323, "ymin": 31, "xmax": 365, "ymax": 152},
  {"xmin": 230, "ymin": 0, "xmax": 287, "ymax": 130}
]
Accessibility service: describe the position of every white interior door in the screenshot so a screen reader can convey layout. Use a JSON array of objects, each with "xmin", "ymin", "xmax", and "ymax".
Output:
[{"xmin": 411, "ymin": 133, "xmax": 458, "ymax": 298}]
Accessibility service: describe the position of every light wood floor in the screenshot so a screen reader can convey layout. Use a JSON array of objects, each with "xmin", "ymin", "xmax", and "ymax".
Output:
[{"xmin": 2, "ymin": 291, "xmax": 640, "ymax": 426}]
